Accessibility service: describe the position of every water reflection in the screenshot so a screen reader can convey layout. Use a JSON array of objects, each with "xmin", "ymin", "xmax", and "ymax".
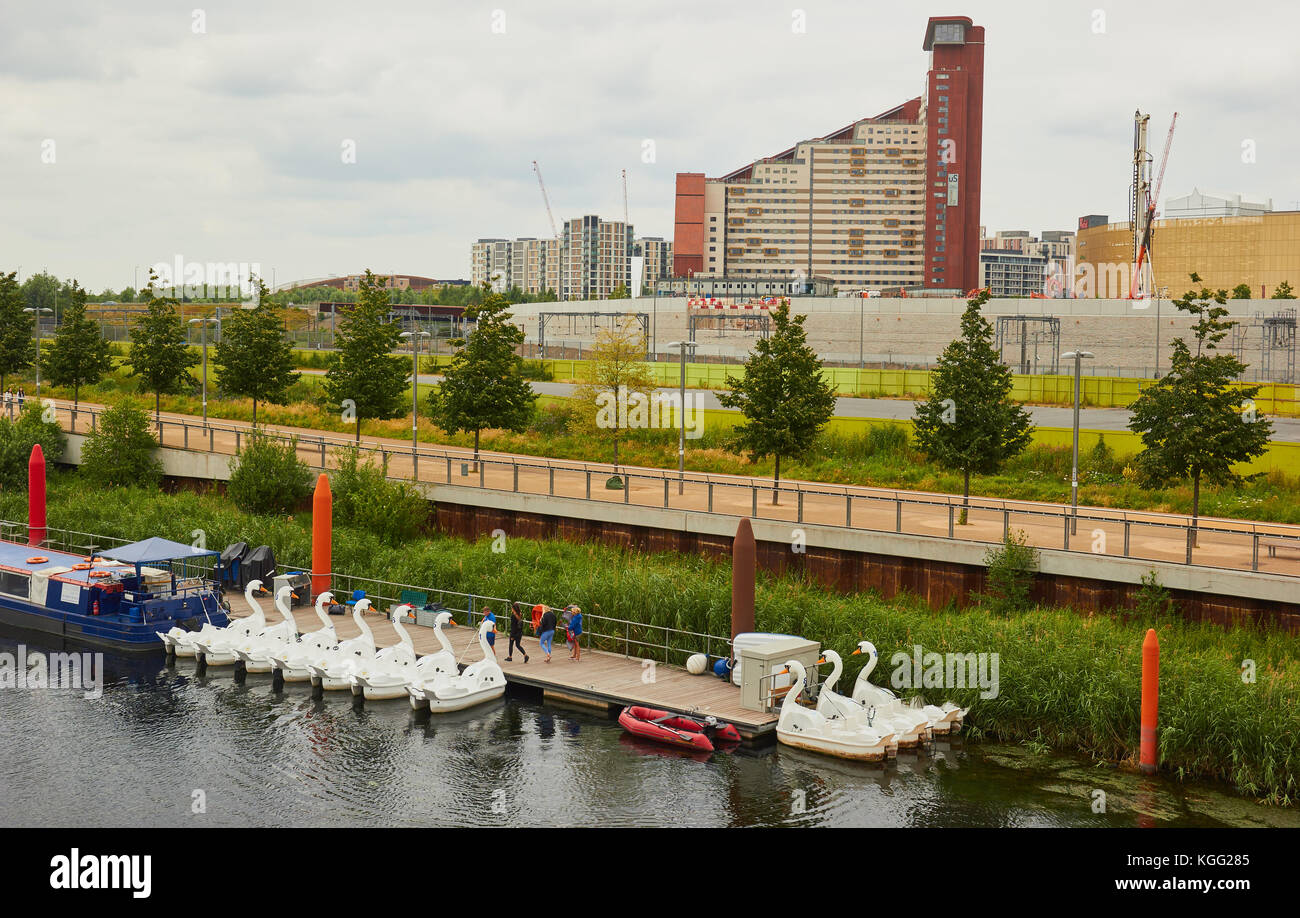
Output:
[{"xmin": 0, "ymin": 627, "xmax": 1291, "ymax": 828}]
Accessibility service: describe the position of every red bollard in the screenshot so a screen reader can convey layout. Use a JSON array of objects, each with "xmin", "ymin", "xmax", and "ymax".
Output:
[
  {"xmin": 28, "ymin": 444, "xmax": 46, "ymax": 547},
  {"xmin": 731, "ymin": 517, "xmax": 755, "ymax": 641},
  {"xmin": 311, "ymin": 474, "xmax": 332, "ymax": 599},
  {"xmin": 1139, "ymin": 628, "xmax": 1160, "ymax": 775}
]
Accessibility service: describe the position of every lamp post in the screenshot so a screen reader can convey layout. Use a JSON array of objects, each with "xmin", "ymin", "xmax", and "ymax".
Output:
[
  {"xmin": 400, "ymin": 329, "xmax": 430, "ymax": 476},
  {"xmin": 665, "ymin": 340, "xmax": 697, "ymax": 494},
  {"xmin": 1062, "ymin": 350, "xmax": 1094, "ymax": 534},
  {"xmin": 188, "ymin": 317, "xmax": 218, "ymax": 425},
  {"xmin": 22, "ymin": 307, "xmax": 53, "ymax": 395}
]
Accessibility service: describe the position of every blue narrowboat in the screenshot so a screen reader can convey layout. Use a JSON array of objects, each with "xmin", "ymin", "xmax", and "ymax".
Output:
[{"xmin": 0, "ymin": 536, "xmax": 229, "ymax": 652}]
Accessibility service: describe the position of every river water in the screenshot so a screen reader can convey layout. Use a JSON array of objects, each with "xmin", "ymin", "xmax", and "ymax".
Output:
[{"xmin": 1, "ymin": 630, "xmax": 1294, "ymax": 828}]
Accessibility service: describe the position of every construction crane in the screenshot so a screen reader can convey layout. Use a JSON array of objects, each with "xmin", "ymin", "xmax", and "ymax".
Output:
[
  {"xmin": 621, "ymin": 168, "xmax": 629, "ymax": 227},
  {"xmin": 532, "ymin": 160, "xmax": 559, "ymax": 240},
  {"xmin": 532, "ymin": 160, "xmax": 563, "ymax": 300},
  {"xmin": 1131, "ymin": 113, "xmax": 1178, "ymax": 298}
]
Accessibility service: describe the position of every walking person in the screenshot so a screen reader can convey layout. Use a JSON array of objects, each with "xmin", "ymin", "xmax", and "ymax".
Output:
[
  {"xmin": 16, "ymin": 388, "xmax": 24, "ymax": 411},
  {"xmin": 537, "ymin": 605, "xmax": 557, "ymax": 664},
  {"xmin": 505, "ymin": 602, "xmax": 529, "ymax": 663},
  {"xmin": 567, "ymin": 606, "xmax": 583, "ymax": 662}
]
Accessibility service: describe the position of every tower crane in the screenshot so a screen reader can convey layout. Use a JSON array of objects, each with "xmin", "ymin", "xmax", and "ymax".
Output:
[
  {"xmin": 1131, "ymin": 113, "xmax": 1178, "ymax": 298},
  {"xmin": 532, "ymin": 160, "xmax": 563, "ymax": 300}
]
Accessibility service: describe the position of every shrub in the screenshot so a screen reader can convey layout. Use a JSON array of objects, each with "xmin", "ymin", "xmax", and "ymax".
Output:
[
  {"xmin": 519, "ymin": 359, "xmax": 553, "ymax": 381},
  {"xmin": 529, "ymin": 402, "xmax": 577, "ymax": 437},
  {"xmin": 0, "ymin": 403, "xmax": 67, "ymax": 490},
  {"xmin": 78, "ymin": 401, "xmax": 161, "ymax": 489},
  {"xmin": 1131, "ymin": 570, "xmax": 1176, "ymax": 624},
  {"xmin": 226, "ymin": 431, "xmax": 312, "ymax": 514},
  {"xmin": 978, "ymin": 529, "xmax": 1039, "ymax": 614},
  {"xmin": 329, "ymin": 446, "xmax": 429, "ymax": 543}
]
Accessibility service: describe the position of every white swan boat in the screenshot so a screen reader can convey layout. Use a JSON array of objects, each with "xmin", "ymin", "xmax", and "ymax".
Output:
[
  {"xmin": 192, "ymin": 581, "xmax": 270, "ymax": 666},
  {"xmin": 308, "ymin": 599, "xmax": 377, "ymax": 690},
  {"xmin": 850, "ymin": 641, "xmax": 967, "ymax": 735},
  {"xmin": 350, "ymin": 606, "xmax": 419, "ymax": 700},
  {"xmin": 815, "ymin": 650, "xmax": 931, "ymax": 754},
  {"xmin": 409, "ymin": 611, "xmax": 458, "ymax": 684},
  {"xmin": 233, "ymin": 585, "xmax": 298, "ymax": 673},
  {"xmin": 408, "ymin": 619, "xmax": 505, "ymax": 712},
  {"xmin": 776, "ymin": 660, "xmax": 895, "ymax": 762},
  {"xmin": 269, "ymin": 592, "xmax": 337, "ymax": 683},
  {"xmin": 157, "ymin": 580, "xmax": 262, "ymax": 658}
]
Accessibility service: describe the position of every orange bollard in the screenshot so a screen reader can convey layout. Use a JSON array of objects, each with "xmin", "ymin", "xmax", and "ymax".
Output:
[
  {"xmin": 311, "ymin": 474, "xmax": 332, "ymax": 599},
  {"xmin": 1139, "ymin": 628, "xmax": 1159, "ymax": 775}
]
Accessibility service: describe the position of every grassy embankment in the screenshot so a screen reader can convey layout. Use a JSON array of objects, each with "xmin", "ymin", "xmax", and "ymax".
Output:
[
  {"xmin": 10, "ymin": 348, "xmax": 1300, "ymax": 523},
  {"xmin": 1, "ymin": 476, "xmax": 1297, "ymax": 805}
]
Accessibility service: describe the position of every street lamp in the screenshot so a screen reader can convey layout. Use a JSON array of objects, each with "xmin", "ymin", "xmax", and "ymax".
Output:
[
  {"xmin": 400, "ymin": 329, "xmax": 430, "ymax": 476},
  {"xmin": 1062, "ymin": 350, "xmax": 1094, "ymax": 535},
  {"xmin": 22, "ymin": 307, "xmax": 53, "ymax": 395},
  {"xmin": 188, "ymin": 317, "xmax": 218, "ymax": 425},
  {"xmin": 664, "ymin": 340, "xmax": 698, "ymax": 494}
]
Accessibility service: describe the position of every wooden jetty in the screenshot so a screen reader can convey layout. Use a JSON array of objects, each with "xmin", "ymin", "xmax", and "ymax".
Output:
[{"xmin": 222, "ymin": 593, "xmax": 778, "ymax": 738}]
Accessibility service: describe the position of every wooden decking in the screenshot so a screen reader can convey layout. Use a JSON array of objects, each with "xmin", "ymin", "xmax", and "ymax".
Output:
[{"xmin": 223, "ymin": 593, "xmax": 778, "ymax": 737}]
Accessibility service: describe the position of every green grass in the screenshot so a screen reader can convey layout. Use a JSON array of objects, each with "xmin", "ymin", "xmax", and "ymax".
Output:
[
  {"xmin": 12, "ymin": 363, "xmax": 1300, "ymax": 523},
  {"xmin": 2, "ymin": 474, "xmax": 1298, "ymax": 804}
]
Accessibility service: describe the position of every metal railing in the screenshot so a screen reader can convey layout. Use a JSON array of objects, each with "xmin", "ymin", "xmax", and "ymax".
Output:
[
  {"xmin": 311, "ymin": 567, "xmax": 731, "ymax": 667},
  {"xmin": 41, "ymin": 401, "xmax": 1300, "ymax": 578}
]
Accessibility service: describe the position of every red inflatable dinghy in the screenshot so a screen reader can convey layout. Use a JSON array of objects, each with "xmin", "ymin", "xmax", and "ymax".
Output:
[{"xmin": 617, "ymin": 706, "xmax": 741, "ymax": 752}]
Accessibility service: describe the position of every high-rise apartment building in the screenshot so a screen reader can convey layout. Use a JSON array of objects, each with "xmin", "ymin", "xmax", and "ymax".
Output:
[
  {"xmin": 560, "ymin": 216, "xmax": 633, "ymax": 300},
  {"xmin": 471, "ymin": 217, "xmax": 631, "ymax": 299},
  {"xmin": 633, "ymin": 237, "xmax": 673, "ymax": 294},
  {"xmin": 673, "ymin": 16, "xmax": 984, "ymax": 293}
]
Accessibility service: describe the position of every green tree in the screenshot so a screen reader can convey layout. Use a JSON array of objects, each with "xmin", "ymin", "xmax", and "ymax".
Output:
[
  {"xmin": 427, "ymin": 283, "xmax": 536, "ymax": 464},
  {"xmin": 0, "ymin": 271, "xmax": 35, "ymax": 393},
  {"xmin": 226, "ymin": 431, "xmax": 312, "ymax": 514},
  {"xmin": 0, "ymin": 402, "xmax": 66, "ymax": 489},
  {"xmin": 323, "ymin": 269, "xmax": 408, "ymax": 442},
  {"xmin": 214, "ymin": 280, "xmax": 300, "ymax": 425},
  {"xmin": 912, "ymin": 289, "xmax": 1033, "ymax": 512},
  {"xmin": 573, "ymin": 319, "xmax": 655, "ymax": 472},
  {"xmin": 1272, "ymin": 280, "xmax": 1296, "ymax": 299},
  {"xmin": 1231, "ymin": 283, "xmax": 1253, "ymax": 299},
  {"xmin": 42, "ymin": 281, "xmax": 113, "ymax": 408},
  {"xmin": 128, "ymin": 273, "xmax": 197, "ymax": 423},
  {"xmin": 79, "ymin": 400, "xmax": 162, "ymax": 488},
  {"xmin": 609, "ymin": 284, "xmax": 631, "ymax": 300},
  {"xmin": 718, "ymin": 298, "xmax": 836, "ymax": 502},
  {"xmin": 1128, "ymin": 273, "xmax": 1273, "ymax": 532},
  {"xmin": 21, "ymin": 271, "xmax": 59, "ymax": 321}
]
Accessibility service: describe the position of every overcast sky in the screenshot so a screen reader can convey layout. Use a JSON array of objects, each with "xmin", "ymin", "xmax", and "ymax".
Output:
[{"xmin": 2, "ymin": 0, "xmax": 1297, "ymax": 292}]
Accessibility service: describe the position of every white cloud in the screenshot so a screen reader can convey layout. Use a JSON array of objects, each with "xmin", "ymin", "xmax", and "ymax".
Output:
[{"xmin": 1, "ymin": 0, "xmax": 1297, "ymax": 292}]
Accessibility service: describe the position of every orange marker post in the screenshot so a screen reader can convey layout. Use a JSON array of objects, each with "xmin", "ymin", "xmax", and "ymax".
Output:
[
  {"xmin": 311, "ymin": 474, "xmax": 332, "ymax": 599},
  {"xmin": 1139, "ymin": 628, "xmax": 1159, "ymax": 775}
]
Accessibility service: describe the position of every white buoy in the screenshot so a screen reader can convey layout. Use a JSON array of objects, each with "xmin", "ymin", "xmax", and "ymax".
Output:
[{"xmin": 686, "ymin": 653, "xmax": 709, "ymax": 675}]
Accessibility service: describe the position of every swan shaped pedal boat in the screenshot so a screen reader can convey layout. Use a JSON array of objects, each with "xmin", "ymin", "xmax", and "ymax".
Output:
[
  {"xmin": 850, "ymin": 641, "xmax": 967, "ymax": 735},
  {"xmin": 408, "ymin": 620, "xmax": 505, "ymax": 712},
  {"xmin": 409, "ymin": 611, "xmax": 458, "ymax": 683},
  {"xmin": 157, "ymin": 581, "xmax": 258, "ymax": 658},
  {"xmin": 192, "ymin": 581, "xmax": 270, "ymax": 665},
  {"xmin": 815, "ymin": 650, "xmax": 930, "ymax": 753},
  {"xmin": 308, "ymin": 599, "xmax": 377, "ymax": 690},
  {"xmin": 350, "ymin": 606, "xmax": 420, "ymax": 700},
  {"xmin": 269, "ymin": 592, "xmax": 337, "ymax": 683},
  {"xmin": 617, "ymin": 706, "xmax": 741, "ymax": 752},
  {"xmin": 776, "ymin": 660, "xmax": 895, "ymax": 762},
  {"xmin": 233, "ymin": 585, "xmax": 298, "ymax": 673}
]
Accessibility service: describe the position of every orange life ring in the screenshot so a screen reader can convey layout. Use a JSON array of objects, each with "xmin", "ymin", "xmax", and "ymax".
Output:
[
  {"xmin": 27, "ymin": 556, "xmax": 48, "ymax": 564},
  {"xmin": 72, "ymin": 563, "xmax": 92, "ymax": 571},
  {"xmin": 89, "ymin": 571, "xmax": 112, "ymax": 579}
]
